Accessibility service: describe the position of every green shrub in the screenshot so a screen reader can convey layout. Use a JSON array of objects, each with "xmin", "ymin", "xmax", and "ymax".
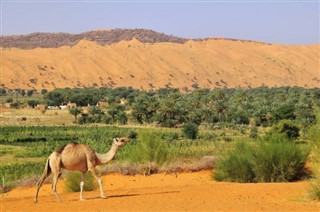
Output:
[
  {"xmin": 252, "ymin": 140, "xmax": 309, "ymax": 182},
  {"xmin": 128, "ymin": 132, "xmax": 168, "ymax": 165},
  {"xmin": 249, "ymin": 126, "xmax": 258, "ymax": 139},
  {"xmin": 307, "ymin": 117, "xmax": 320, "ymax": 200},
  {"xmin": 214, "ymin": 142, "xmax": 255, "ymax": 183},
  {"xmin": 65, "ymin": 172, "xmax": 97, "ymax": 192},
  {"xmin": 128, "ymin": 130, "xmax": 138, "ymax": 139},
  {"xmin": 214, "ymin": 137, "xmax": 309, "ymax": 183},
  {"xmin": 182, "ymin": 122, "xmax": 199, "ymax": 139},
  {"xmin": 308, "ymin": 164, "xmax": 320, "ymax": 200},
  {"xmin": 271, "ymin": 120, "xmax": 300, "ymax": 139}
]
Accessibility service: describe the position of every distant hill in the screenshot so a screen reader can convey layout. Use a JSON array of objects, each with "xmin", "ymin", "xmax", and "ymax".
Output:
[
  {"xmin": 0, "ymin": 29, "xmax": 187, "ymax": 49},
  {"xmin": 1, "ymin": 29, "xmax": 319, "ymax": 90}
]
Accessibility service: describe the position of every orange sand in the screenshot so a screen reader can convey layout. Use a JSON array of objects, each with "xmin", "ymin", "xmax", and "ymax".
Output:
[
  {"xmin": 1, "ymin": 39, "xmax": 319, "ymax": 90},
  {"xmin": 1, "ymin": 171, "xmax": 319, "ymax": 211}
]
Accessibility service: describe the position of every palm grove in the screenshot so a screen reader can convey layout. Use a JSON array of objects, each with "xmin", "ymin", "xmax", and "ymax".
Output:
[{"xmin": 43, "ymin": 86, "xmax": 318, "ymax": 131}]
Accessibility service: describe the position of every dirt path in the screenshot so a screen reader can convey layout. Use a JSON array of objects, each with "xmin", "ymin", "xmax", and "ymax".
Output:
[{"xmin": 1, "ymin": 171, "xmax": 319, "ymax": 211}]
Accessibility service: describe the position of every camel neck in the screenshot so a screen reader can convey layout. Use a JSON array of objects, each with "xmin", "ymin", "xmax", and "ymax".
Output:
[{"xmin": 96, "ymin": 144, "xmax": 119, "ymax": 165}]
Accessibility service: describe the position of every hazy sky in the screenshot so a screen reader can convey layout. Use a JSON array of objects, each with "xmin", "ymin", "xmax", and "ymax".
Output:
[{"xmin": 1, "ymin": 1, "xmax": 319, "ymax": 44}]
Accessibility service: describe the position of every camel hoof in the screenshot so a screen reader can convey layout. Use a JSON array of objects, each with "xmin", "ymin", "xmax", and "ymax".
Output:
[
  {"xmin": 80, "ymin": 198, "xmax": 85, "ymax": 201},
  {"xmin": 101, "ymin": 195, "xmax": 107, "ymax": 199}
]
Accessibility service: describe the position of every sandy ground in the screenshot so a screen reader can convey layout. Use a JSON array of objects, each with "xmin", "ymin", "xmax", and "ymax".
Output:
[
  {"xmin": 1, "ymin": 171, "xmax": 319, "ymax": 212},
  {"xmin": 2, "ymin": 39, "xmax": 319, "ymax": 90}
]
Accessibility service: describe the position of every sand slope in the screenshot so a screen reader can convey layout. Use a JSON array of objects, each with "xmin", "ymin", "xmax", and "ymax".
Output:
[
  {"xmin": 1, "ymin": 39, "xmax": 319, "ymax": 90},
  {"xmin": 1, "ymin": 171, "xmax": 319, "ymax": 211}
]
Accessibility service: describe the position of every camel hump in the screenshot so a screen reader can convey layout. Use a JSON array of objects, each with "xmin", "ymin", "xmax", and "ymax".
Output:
[{"xmin": 56, "ymin": 142, "xmax": 79, "ymax": 154}]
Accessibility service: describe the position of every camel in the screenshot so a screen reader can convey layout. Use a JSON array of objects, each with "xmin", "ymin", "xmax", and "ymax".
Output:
[{"xmin": 34, "ymin": 137, "xmax": 129, "ymax": 203}]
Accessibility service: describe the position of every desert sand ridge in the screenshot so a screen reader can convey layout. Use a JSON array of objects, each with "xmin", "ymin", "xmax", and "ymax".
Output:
[{"xmin": 1, "ymin": 29, "xmax": 319, "ymax": 90}]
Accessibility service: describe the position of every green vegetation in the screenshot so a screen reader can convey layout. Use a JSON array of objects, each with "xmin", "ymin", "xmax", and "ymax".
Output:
[
  {"xmin": 0, "ymin": 125, "xmax": 221, "ymax": 192},
  {"xmin": 1, "ymin": 86, "xmax": 320, "ymax": 196},
  {"xmin": 214, "ymin": 134, "xmax": 309, "ymax": 183},
  {"xmin": 307, "ymin": 115, "xmax": 320, "ymax": 200},
  {"xmin": 65, "ymin": 172, "xmax": 97, "ymax": 192},
  {"xmin": 182, "ymin": 122, "xmax": 199, "ymax": 139}
]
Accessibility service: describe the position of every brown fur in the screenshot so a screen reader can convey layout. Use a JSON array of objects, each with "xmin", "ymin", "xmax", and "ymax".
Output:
[{"xmin": 34, "ymin": 137, "xmax": 129, "ymax": 203}]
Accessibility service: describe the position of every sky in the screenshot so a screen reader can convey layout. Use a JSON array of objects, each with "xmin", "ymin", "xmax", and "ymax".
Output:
[{"xmin": 1, "ymin": 1, "xmax": 319, "ymax": 45}]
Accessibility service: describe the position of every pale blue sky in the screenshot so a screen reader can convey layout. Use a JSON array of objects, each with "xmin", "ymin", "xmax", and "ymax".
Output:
[{"xmin": 1, "ymin": 1, "xmax": 319, "ymax": 44}]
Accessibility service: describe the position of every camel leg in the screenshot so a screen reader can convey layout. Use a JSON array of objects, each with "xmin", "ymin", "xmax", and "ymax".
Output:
[
  {"xmin": 80, "ymin": 172, "xmax": 86, "ymax": 201},
  {"xmin": 52, "ymin": 172, "xmax": 62, "ymax": 202},
  {"xmin": 89, "ymin": 168, "xmax": 105, "ymax": 198},
  {"xmin": 34, "ymin": 174, "xmax": 47, "ymax": 203}
]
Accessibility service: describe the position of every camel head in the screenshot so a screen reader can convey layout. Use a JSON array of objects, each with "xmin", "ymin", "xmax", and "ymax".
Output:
[{"xmin": 113, "ymin": 137, "xmax": 129, "ymax": 147}]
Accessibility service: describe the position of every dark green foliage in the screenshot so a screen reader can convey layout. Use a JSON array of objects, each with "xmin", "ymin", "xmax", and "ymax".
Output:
[
  {"xmin": 274, "ymin": 104, "xmax": 296, "ymax": 120},
  {"xmin": 41, "ymin": 89, "xmax": 48, "ymax": 95},
  {"xmin": 271, "ymin": 120, "xmax": 300, "ymax": 139},
  {"xmin": 69, "ymin": 107, "xmax": 83, "ymax": 122},
  {"xmin": 182, "ymin": 122, "xmax": 199, "ymax": 139},
  {"xmin": 26, "ymin": 90, "xmax": 34, "ymax": 97},
  {"xmin": 0, "ymin": 88, "xmax": 7, "ymax": 96},
  {"xmin": 27, "ymin": 100, "xmax": 40, "ymax": 108},
  {"xmin": 128, "ymin": 130, "xmax": 138, "ymax": 139},
  {"xmin": 41, "ymin": 86, "xmax": 320, "ymax": 128},
  {"xmin": 6, "ymin": 98, "xmax": 13, "ymax": 103}
]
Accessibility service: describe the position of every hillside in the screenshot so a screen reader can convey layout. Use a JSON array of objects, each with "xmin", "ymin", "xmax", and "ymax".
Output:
[
  {"xmin": 0, "ymin": 29, "xmax": 187, "ymax": 49},
  {"xmin": 1, "ymin": 30, "xmax": 319, "ymax": 90}
]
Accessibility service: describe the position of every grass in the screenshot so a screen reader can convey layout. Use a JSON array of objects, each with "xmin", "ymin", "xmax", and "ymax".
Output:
[
  {"xmin": 64, "ymin": 172, "xmax": 97, "ymax": 192},
  {"xmin": 0, "ymin": 125, "xmax": 232, "ymax": 192},
  {"xmin": 307, "ymin": 117, "xmax": 320, "ymax": 200},
  {"xmin": 0, "ymin": 108, "xmax": 73, "ymax": 126},
  {"xmin": 214, "ymin": 135, "xmax": 310, "ymax": 183}
]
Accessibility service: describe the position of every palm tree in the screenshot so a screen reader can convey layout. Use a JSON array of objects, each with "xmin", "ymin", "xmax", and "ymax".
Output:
[{"xmin": 69, "ymin": 107, "xmax": 83, "ymax": 122}]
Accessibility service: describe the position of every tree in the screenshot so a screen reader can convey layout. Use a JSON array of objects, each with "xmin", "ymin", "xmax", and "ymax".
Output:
[
  {"xmin": 27, "ymin": 90, "xmax": 34, "ymax": 97},
  {"xmin": 0, "ymin": 88, "xmax": 6, "ymax": 96},
  {"xmin": 41, "ymin": 89, "xmax": 48, "ymax": 95},
  {"xmin": 69, "ymin": 107, "xmax": 83, "ymax": 122},
  {"xmin": 131, "ymin": 94, "xmax": 159, "ymax": 124},
  {"xmin": 274, "ymin": 104, "xmax": 296, "ymax": 120},
  {"xmin": 182, "ymin": 122, "xmax": 199, "ymax": 139},
  {"xmin": 27, "ymin": 100, "xmax": 40, "ymax": 108}
]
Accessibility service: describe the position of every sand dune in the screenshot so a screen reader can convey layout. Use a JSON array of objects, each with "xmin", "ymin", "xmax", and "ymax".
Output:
[{"xmin": 1, "ymin": 38, "xmax": 319, "ymax": 90}]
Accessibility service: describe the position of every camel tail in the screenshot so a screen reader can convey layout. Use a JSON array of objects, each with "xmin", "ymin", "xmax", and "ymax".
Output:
[
  {"xmin": 34, "ymin": 157, "xmax": 51, "ymax": 203},
  {"xmin": 44, "ymin": 157, "xmax": 52, "ymax": 177}
]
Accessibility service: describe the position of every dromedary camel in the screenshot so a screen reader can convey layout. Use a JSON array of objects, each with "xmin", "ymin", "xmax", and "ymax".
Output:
[{"xmin": 34, "ymin": 137, "xmax": 129, "ymax": 203}]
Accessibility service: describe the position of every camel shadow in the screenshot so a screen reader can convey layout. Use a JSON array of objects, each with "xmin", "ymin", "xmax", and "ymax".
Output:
[{"xmin": 78, "ymin": 190, "xmax": 180, "ymax": 201}]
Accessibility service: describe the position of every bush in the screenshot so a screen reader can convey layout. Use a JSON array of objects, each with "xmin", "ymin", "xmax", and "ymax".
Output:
[
  {"xmin": 65, "ymin": 172, "xmax": 97, "ymax": 192},
  {"xmin": 128, "ymin": 132, "xmax": 168, "ymax": 166},
  {"xmin": 252, "ymin": 139, "xmax": 309, "ymax": 182},
  {"xmin": 308, "ymin": 164, "xmax": 320, "ymax": 200},
  {"xmin": 214, "ymin": 137, "xmax": 309, "ymax": 183},
  {"xmin": 182, "ymin": 122, "xmax": 199, "ymax": 139},
  {"xmin": 214, "ymin": 142, "xmax": 255, "ymax": 183},
  {"xmin": 128, "ymin": 130, "xmax": 138, "ymax": 139},
  {"xmin": 271, "ymin": 120, "xmax": 300, "ymax": 139},
  {"xmin": 307, "ymin": 116, "xmax": 320, "ymax": 200}
]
